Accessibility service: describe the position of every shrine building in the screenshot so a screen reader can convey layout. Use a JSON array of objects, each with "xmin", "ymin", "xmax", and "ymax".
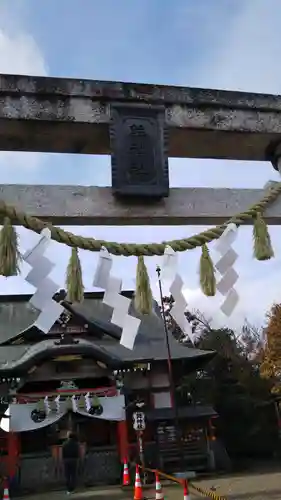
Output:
[{"xmin": 0, "ymin": 291, "xmax": 216, "ymax": 493}]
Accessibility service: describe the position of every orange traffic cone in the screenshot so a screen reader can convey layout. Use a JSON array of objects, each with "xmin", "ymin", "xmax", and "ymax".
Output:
[
  {"xmin": 123, "ymin": 459, "xmax": 130, "ymax": 486},
  {"xmin": 183, "ymin": 480, "xmax": 190, "ymax": 500},
  {"xmin": 2, "ymin": 480, "xmax": 10, "ymax": 500},
  {"xmin": 134, "ymin": 464, "xmax": 143, "ymax": 500},
  {"xmin": 155, "ymin": 472, "xmax": 164, "ymax": 500}
]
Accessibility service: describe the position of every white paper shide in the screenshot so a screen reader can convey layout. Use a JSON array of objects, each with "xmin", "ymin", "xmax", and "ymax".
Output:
[
  {"xmin": 161, "ymin": 246, "xmax": 193, "ymax": 343},
  {"xmin": 214, "ymin": 223, "xmax": 239, "ymax": 316},
  {"xmin": 23, "ymin": 229, "xmax": 63, "ymax": 333},
  {"xmin": 93, "ymin": 247, "xmax": 141, "ymax": 350}
]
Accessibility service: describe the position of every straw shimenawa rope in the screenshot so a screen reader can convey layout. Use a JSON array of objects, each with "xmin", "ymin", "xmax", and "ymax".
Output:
[{"xmin": 0, "ymin": 183, "xmax": 280, "ymax": 256}]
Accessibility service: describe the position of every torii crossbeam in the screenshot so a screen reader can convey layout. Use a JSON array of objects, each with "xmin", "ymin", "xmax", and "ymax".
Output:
[{"xmin": 1, "ymin": 73, "xmax": 281, "ymax": 226}]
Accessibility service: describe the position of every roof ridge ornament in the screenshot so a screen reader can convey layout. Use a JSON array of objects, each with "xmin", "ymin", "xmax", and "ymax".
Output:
[
  {"xmin": 59, "ymin": 380, "xmax": 78, "ymax": 390},
  {"xmin": 54, "ymin": 333, "xmax": 79, "ymax": 346}
]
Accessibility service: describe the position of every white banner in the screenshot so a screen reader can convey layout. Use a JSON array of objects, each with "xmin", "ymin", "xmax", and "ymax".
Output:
[
  {"xmin": 0, "ymin": 395, "xmax": 125, "ymax": 432},
  {"xmin": 77, "ymin": 394, "xmax": 125, "ymax": 421},
  {"xmin": 0, "ymin": 404, "xmax": 66, "ymax": 433}
]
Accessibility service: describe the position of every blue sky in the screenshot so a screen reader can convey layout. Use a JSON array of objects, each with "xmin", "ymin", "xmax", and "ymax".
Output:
[{"xmin": 0, "ymin": 0, "xmax": 281, "ymax": 330}]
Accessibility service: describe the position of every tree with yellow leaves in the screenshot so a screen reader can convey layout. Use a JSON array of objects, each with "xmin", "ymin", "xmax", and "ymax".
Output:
[{"xmin": 260, "ymin": 303, "xmax": 281, "ymax": 394}]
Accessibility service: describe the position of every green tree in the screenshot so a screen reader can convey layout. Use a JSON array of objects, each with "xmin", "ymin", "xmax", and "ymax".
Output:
[
  {"xmin": 162, "ymin": 296, "xmax": 277, "ymax": 458},
  {"xmin": 196, "ymin": 326, "xmax": 275, "ymax": 457}
]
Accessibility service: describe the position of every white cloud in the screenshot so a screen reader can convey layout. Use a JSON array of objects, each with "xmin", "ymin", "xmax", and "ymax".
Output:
[
  {"xmin": 184, "ymin": 271, "xmax": 280, "ymax": 333},
  {"xmin": 199, "ymin": 0, "xmax": 281, "ymax": 94},
  {"xmin": 1, "ymin": 0, "xmax": 281, "ymax": 334},
  {"xmin": 0, "ymin": 30, "xmax": 47, "ymax": 76},
  {"xmin": 0, "ymin": 6, "xmax": 48, "ymax": 172},
  {"xmin": 182, "ymin": 224, "xmax": 281, "ymax": 331},
  {"xmin": 179, "ymin": 0, "xmax": 281, "ymax": 95},
  {"xmin": 168, "ymin": 0, "xmax": 281, "ymax": 329}
]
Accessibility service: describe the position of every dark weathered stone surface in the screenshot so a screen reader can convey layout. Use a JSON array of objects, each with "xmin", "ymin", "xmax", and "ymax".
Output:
[
  {"xmin": 1, "ymin": 73, "xmax": 281, "ymax": 159},
  {"xmin": 0, "ymin": 184, "xmax": 280, "ymax": 225},
  {"xmin": 110, "ymin": 104, "xmax": 169, "ymax": 198},
  {"xmin": 2, "ymin": 73, "xmax": 281, "ymax": 108}
]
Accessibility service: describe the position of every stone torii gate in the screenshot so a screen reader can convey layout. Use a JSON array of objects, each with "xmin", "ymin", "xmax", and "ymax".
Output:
[
  {"xmin": 1, "ymin": 73, "xmax": 281, "ymax": 228},
  {"xmin": 1, "ymin": 72, "xmax": 281, "ymax": 485}
]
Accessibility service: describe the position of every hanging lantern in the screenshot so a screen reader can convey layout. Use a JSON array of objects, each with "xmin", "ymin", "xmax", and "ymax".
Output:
[
  {"xmin": 132, "ymin": 411, "xmax": 146, "ymax": 431},
  {"xmin": 115, "ymin": 373, "xmax": 124, "ymax": 390},
  {"xmin": 49, "ymin": 398, "xmax": 58, "ymax": 414},
  {"xmin": 65, "ymin": 397, "xmax": 73, "ymax": 411},
  {"xmin": 75, "ymin": 394, "xmax": 85, "ymax": 411}
]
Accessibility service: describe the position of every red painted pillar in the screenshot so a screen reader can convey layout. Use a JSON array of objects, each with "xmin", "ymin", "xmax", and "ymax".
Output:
[
  {"xmin": 117, "ymin": 420, "xmax": 129, "ymax": 463},
  {"xmin": 208, "ymin": 418, "xmax": 216, "ymax": 442},
  {"xmin": 7, "ymin": 432, "xmax": 19, "ymax": 479}
]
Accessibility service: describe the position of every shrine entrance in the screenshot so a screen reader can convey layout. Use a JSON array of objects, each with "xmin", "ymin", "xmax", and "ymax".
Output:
[
  {"xmin": 18, "ymin": 411, "xmax": 120, "ymax": 492},
  {"xmin": 1, "ymin": 359, "xmax": 125, "ymax": 493}
]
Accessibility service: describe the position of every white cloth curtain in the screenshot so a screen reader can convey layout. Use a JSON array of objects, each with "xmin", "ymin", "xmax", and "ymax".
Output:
[
  {"xmin": 0, "ymin": 404, "xmax": 66, "ymax": 433},
  {"xmin": 77, "ymin": 394, "xmax": 125, "ymax": 421},
  {"xmin": 0, "ymin": 394, "xmax": 125, "ymax": 432}
]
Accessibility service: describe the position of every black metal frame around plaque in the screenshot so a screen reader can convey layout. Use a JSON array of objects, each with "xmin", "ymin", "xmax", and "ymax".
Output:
[{"xmin": 110, "ymin": 103, "xmax": 169, "ymax": 198}]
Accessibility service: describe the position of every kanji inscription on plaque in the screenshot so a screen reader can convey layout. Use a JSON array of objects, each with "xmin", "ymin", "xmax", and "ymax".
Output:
[{"xmin": 110, "ymin": 103, "xmax": 169, "ymax": 198}]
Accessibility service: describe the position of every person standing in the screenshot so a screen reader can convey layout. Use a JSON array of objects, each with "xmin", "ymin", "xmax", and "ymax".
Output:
[{"xmin": 62, "ymin": 431, "xmax": 80, "ymax": 494}]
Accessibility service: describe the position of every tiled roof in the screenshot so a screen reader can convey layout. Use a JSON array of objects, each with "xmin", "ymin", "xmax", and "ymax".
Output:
[{"xmin": 0, "ymin": 292, "xmax": 215, "ymax": 370}]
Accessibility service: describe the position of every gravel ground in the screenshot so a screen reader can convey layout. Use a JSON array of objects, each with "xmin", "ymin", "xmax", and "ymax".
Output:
[
  {"xmin": 14, "ymin": 467, "xmax": 281, "ymax": 500},
  {"xmin": 161, "ymin": 468, "xmax": 281, "ymax": 500}
]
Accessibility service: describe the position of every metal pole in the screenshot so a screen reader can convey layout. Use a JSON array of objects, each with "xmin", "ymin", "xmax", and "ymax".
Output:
[
  {"xmin": 137, "ymin": 430, "xmax": 147, "ymax": 484},
  {"xmin": 156, "ymin": 265, "xmax": 185, "ymax": 471}
]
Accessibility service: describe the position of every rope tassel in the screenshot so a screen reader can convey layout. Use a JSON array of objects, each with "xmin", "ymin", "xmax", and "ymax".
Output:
[
  {"xmin": 66, "ymin": 248, "xmax": 84, "ymax": 303},
  {"xmin": 253, "ymin": 212, "xmax": 274, "ymax": 261},
  {"xmin": 134, "ymin": 256, "xmax": 153, "ymax": 315},
  {"xmin": 200, "ymin": 244, "xmax": 216, "ymax": 296},
  {"xmin": 0, "ymin": 217, "xmax": 21, "ymax": 277}
]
